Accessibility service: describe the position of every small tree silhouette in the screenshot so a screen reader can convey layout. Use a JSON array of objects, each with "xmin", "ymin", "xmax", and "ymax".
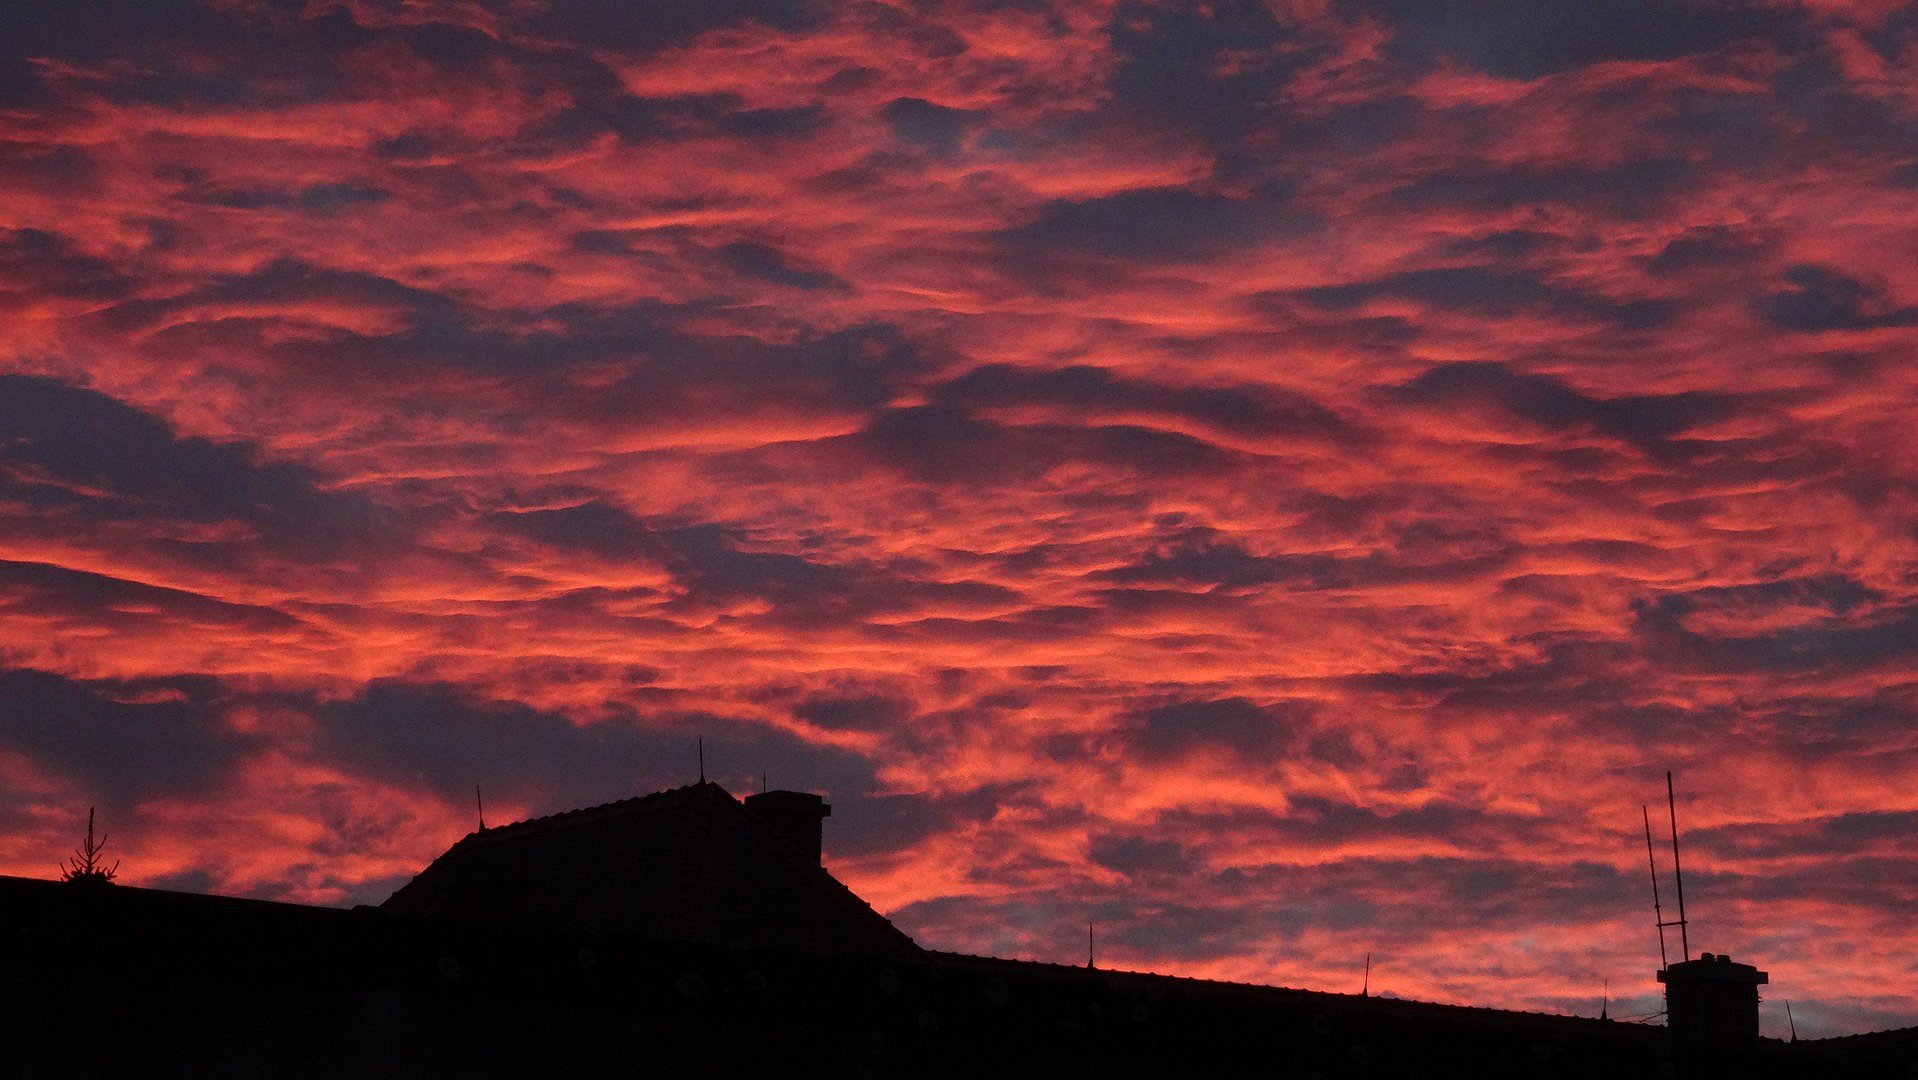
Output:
[{"xmin": 60, "ymin": 807, "xmax": 118, "ymax": 885}]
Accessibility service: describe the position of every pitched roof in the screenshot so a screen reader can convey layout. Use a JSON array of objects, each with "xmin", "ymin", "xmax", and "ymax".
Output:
[{"xmin": 380, "ymin": 781, "xmax": 920, "ymax": 958}]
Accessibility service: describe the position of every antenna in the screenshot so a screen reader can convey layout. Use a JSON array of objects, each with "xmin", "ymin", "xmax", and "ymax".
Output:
[
  {"xmin": 1601, "ymin": 977, "xmax": 1609, "ymax": 1021},
  {"xmin": 1087, "ymin": 922, "xmax": 1096, "ymax": 969},
  {"xmin": 1644, "ymin": 804, "xmax": 1669, "ymax": 969},
  {"xmin": 476, "ymin": 785, "xmax": 487, "ymax": 832},
  {"xmin": 1786, "ymin": 1000, "xmax": 1797, "ymax": 1042},
  {"xmin": 1667, "ymin": 771, "xmax": 1690, "ymax": 961},
  {"xmin": 761, "ymin": 771, "xmax": 767, "ymax": 795},
  {"xmin": 1362, "ymin": 953, "xmax": 1371, "ymax": 997},
  {"xmin": 698, "ymin": 735, "xmax": 705, "ymax": 783}
]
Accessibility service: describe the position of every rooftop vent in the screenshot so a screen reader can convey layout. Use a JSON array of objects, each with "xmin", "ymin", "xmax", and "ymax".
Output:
[
  {"xmin": 744, "ymin": 790, "xmax": 831, "ymax": 864},
  {"xmin": 1658, "ymin": 953, "xmax": 1769, "ymax": 1045}
]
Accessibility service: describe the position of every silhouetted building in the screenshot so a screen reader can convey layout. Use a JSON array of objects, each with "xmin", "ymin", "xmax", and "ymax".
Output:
[
  {"xmin": 3, "ymin": 782, "xmax": 1915, "ymax": 1078},
  {"xmin": 383, "ymin": 782, "xmax": 914, "ymax": 958},
  {"xmin": 1660, "ymin": 953, "xmax": 1769, "ymax": 1046}
]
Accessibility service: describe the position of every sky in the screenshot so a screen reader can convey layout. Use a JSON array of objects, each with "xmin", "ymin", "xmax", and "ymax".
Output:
[{"xmin": 2, "ymin": 0, "xmax": 1916, "ymax": 1039}]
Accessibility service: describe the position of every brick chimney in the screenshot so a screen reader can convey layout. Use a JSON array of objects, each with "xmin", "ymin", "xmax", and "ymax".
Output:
[
  {"xmin": 745, "ymin": 790, "xmax": 831, "ymax": 864},
  {"xmin": 1658, "ymin": 953, "xmax": 1768, "ymax": 1045}
]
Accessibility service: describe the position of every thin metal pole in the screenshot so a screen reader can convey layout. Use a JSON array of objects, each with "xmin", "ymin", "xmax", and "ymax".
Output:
[
  {"xmin": 1643, "ymin": 804, "xmax": 1668, "ymax": 968},
  {"xmin": 1667, "ymin": 771, "xmax": 1689, "ymax": 961}
]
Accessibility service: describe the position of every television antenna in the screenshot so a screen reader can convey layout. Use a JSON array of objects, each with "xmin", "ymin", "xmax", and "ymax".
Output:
[{"xmin": 1642, "ymin": 771, "xmax": 1692, "ymax": 968}]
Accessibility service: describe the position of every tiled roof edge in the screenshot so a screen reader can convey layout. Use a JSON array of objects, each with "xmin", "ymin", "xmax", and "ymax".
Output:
[
  {"xmin": 922, "ymin": 951, "xmax": 1673, "ymax": 1029},
  {"xmin": 449, "ymin": 781, "xmax": 726, "ymax": 847}
]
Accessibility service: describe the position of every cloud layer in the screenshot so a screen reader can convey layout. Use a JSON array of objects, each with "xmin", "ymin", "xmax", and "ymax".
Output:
[{"xmin": 4, "ymin": 0, "xmax": 1917, "ymax": 1037}]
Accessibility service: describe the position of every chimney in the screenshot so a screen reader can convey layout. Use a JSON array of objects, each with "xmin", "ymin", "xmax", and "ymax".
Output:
[
  {"xmin": 1658, "ymin": 953, "xmax": 1768, "ymax": 1046},
  {"xmin": 744, "ymin": 790, "xmax": 831, "ymax": 864}
]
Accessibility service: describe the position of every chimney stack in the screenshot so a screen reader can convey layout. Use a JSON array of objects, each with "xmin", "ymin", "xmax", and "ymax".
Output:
[
  {"xmin": 1658, "ymin": 953, "xmax": 1768, "ymax": 1046},
  {"xmin": 745, "ymin": 790, "xmax": 831, "ymax": 864}
]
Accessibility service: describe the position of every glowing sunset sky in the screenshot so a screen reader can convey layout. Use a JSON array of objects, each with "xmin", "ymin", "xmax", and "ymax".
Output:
[{"xmin": 3, "ymin": 0, "xmax": 1917, "ymax": 1038}]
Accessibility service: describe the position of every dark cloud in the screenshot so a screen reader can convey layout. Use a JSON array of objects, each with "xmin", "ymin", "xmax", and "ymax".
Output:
[
  {"xmin": 0, "ymin": 229, "xmax": 133, "ymax": 303},
  {"xmin": 13, "ymin": 3, "xmax": 376, "ymax": 109},
  {"xmin": 541, "ymin": 88, "xmax": 830, "ymax": 146},
  {"xmin": 1758, "ymin": 265, "xmax": 1918, "ymax": 333},
  {"xmin": 1099, "ymin": 535, "xmax": 1303, "ymax": 590},
  {"xmin": 852, "ymin": 404, "xmax": 1238, "ymax": 484},
  {"xmin": 1698, "ymin": 810, "xmax": 1918, "ymax": 862},
  {"xmin": 880, "ymin": 96, "xmax": 985, "ymax": 157},
  {"xmin": 661, "ymin": 524, "xmax": 1024, "ymax": 625},
  {"xmin": 0, "ymin": 559, "xmax": 300, "ymax": 635},
  {"xmin": 494, "ymin": 502, "xmax": 1020, "ymax": 625},
  {"xmin": 0, "ymin": 0, "xmax": 230, "ymax": 66},
  {"xmin": 1129, "ymin": 697, "xmax": 1302, "ymax": 762},
  {"xmin": 1345, "ymin": 639, "xmax": 1640, "ymax": 729},
  {"xmin": 545, "ymin": 320, "xmax": 925, "ymax": 425},
  {"xmin": 997, "ymin": 187, "xmax": 1314, "ymax": 261},
  {"xmin": 0, "ymin": 375, "xmax": 389, "ymax": 556},
  {"xmin": 489, "ymin": 501, "xmax": 668, "ymax": 562},
  {"xmin": 0, "ymin": 143, "xmax": 103, "ymax": 198},
  {"xmin": 311, "ymin": 680, "xmax": 879, "ymax": 812},
  {"xmin": 716, "ymin": 104, "xmax": 831, "ymax": 139},
  {"xmin": 715, "ymin": 240, "xmax": 845, "ymax": 291},
  {"xmin": 1292, "ymin": 265, "xmax": 1674, "ymax": 329},
  {"xmin": 1106, "ymin": 0, "xmax": 1303, "ymax": 141},
  {"xmin": 517, "ymin": 0, "xmax": 817, "ymax": 52},
  {"xmin": 1389, "ymin": 362, "xmax": 1741, "ymax": 453},
  {"xmin": 227, "ymin": 299, "xmax": 925, "ymax": 433},
  {"xmin": 1737, "ymin": 687, "xmax": 1918, "ymax": 754},
  {"xmin": 174, "ymin": 182, "xmax": 393, "ymax": 212},
  {"xmin": 1388, "ymin": 158, "xmax": 1692, "ymax": 220},
  {"xmin": 1631, "ymin": 593, "xmax": 1918, "ymax": 675},
  {"xmin": 935, "ymin": 362, "xmax": 1357, "ymax": 443},
  {"xmin": 1438, "ymin": 229, "xmax": 1573, "ymax": 262},
  {"xmin": 1643, "ymin": 226, "xmax": 1771, "ymax": 277},
  {"xmin": 1363, "ymin": 0, "xmax": 1799, "ymax": 80},
  {"xmin": 1100, "ymin": 523, "xmax": 1516, "ymax": 593},
  {"xmin": 930, "ymin": 363, "xmax": 1353, "ymax": 443},
  {"xmin": 1268, "ymin": 795, "xmax": 1542, "ymax": 851},
  {"xmin": 1213, "ymin": 852, "xmax": 1635, "ymax": 933},
  {"xmin": 0, "ymin": 667, "xmax": 247, "ymax": 808},
  {"xmin": 100, "ymin": 257, "xmax": 456, "ymax": 334},
  {"xmin": 793, "ymin": 693, "xmax": 914, "ymax": 732},
  {"xmin": 828, "ymin": 783, "xmax": 1028, "ymax": 859},
  {"xmin": 1088, "ymin": 832, "xmax": 1194, "ymax": 878}
]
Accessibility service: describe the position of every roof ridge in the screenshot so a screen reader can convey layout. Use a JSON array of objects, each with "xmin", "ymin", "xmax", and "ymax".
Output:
[
  {"xmin": 452, "ymin": 780, "xmax": 728, "ymax": 846},
  {"xmin": 922, "ymin": 952, "xmax": 1660, "ymax": 1025}
]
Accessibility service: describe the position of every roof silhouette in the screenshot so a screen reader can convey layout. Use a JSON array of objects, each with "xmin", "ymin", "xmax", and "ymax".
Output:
[
  {"xmin": 7, "ymin": 781, "xmax": 1918, "ymax": 1076},
  {"xmin": 380, "ymin": 781, "xmax": 919, "ymax": 959}
]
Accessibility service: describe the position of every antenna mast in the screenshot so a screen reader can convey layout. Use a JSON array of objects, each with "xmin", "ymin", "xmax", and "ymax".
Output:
[
  {"xmin": 1666, "ymin": 771, "xmax": 1690, "ymax": 962},
  {"xmin": 1643, "ymin": 804, "xmax": 1669, "ymax": 969},
  {"xmin": 1362, "ymin": 953, "xmax": 1371, "ymax": 997},
  {"xmin": 698, "ymin": 735, "xmax": 705, "ymax": 783},
  {"xmin": 476, "ymin": 785, "xmax": 487, "ymax": 832}
]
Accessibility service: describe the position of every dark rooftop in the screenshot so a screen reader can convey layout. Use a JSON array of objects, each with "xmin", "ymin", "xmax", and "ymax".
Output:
[{"xmin": 381, "ymin": 781, "xmax": 919, "ymax": 959}]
